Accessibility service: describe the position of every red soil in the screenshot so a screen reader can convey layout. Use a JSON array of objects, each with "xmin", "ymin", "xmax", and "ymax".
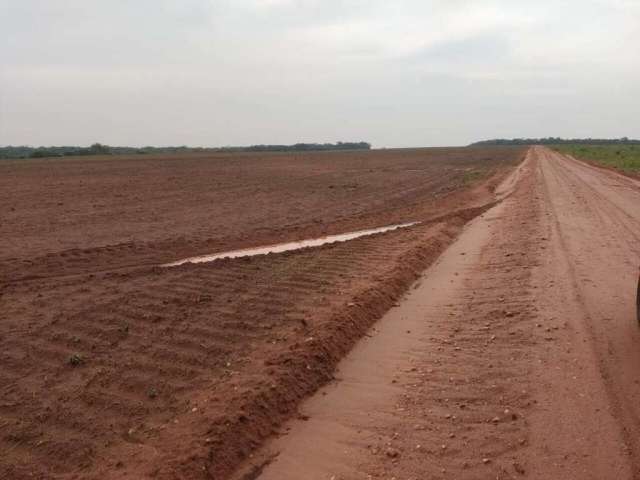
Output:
[{"xmin": 0, "ymin": 147, "xmax": 524, "ymax": 479}]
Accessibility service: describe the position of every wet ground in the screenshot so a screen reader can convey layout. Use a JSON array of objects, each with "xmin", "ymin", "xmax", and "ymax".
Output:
[{"xmin": 165, "ymin": 222, "xmax": 419, "ymax": 266}]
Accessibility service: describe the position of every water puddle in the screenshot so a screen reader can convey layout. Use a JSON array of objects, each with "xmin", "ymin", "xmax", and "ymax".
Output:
[{"xmin": 164, "ymin": 222, "xmax": 419, "ymax": 267}]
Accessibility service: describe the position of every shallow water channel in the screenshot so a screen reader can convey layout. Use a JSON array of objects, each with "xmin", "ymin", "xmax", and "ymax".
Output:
[{"xmin": 164, "ymin": 222, "xmax": 419, "ymax": 267}]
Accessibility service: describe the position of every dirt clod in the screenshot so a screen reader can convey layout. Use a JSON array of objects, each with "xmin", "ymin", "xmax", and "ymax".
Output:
[{"xmin": 385, "ymin": 448, "xmax": 400, "ymax": 458}]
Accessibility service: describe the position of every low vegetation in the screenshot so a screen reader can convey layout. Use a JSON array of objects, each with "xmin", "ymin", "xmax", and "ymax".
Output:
[
  {"xmin": 462, "ymin": 168, "xmax": 485, "ymax": 184},
  {"xmin": 471, "ymin": 137, "xmax": 640, "ymax": 146},
  {"xmin": 554, "ymin": 144, "xmax": 640, "ymax": 174},
  {"xmin": 0, "ymin": 141, "xmax": 371, "ymax": 159}
]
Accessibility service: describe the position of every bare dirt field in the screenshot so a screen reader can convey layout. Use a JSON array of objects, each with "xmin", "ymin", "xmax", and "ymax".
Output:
[
  {"xmin": 0, "ymin": 147, "xmax": 524, "ymax": 479},
  {"xmin": 1, "ymin": 147, "xmax": 519, "ymax": 281}
]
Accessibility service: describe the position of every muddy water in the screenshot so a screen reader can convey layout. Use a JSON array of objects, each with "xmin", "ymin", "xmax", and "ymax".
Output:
[{"xmin": 164, "ymin": 222, "xmax": 418, "ymax": 267}]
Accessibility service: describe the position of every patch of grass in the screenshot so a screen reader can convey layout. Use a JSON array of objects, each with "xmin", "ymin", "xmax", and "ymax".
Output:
[
  {"xmin": 68, "ymin": 353, "xmax": 84, "ymax": 366},
  {"xmin": 554, "ymin": 144, "xmax": 640, "ymax": 174},
  {"xmin": 462, "ymin": 168, "xmax": 486, "ymax": 185}
]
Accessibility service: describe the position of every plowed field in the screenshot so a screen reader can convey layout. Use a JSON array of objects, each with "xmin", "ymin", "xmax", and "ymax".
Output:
[{"xmin": 0, "ymin": 147, "xmax": 524, "ymax": 479}]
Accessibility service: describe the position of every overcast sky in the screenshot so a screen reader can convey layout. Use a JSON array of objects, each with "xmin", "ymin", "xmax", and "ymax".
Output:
[{"xmin": 1, "ymin": 0, "xmax": 639, "ymax": 147}]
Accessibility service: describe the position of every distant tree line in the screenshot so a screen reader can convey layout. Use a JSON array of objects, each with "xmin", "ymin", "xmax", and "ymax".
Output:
[
  {"xmin": 221, "ymin": 141, "xmax": 371, "ymax": 152},
  {"xmin": 470, "ymin": 137, "xmax": 640, "ymax": 146},
  {"xmin": 1, "ymin": 143, "xmax": 114, "ymax": 159},
  {"xmin": 0, "ymin": 141, "xmax": 371, "ymax": 160}
]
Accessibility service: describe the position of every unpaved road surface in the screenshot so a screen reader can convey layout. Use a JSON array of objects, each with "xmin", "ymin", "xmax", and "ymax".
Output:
[{"xmin": 238, "ymin": 146, "xmax": 640, "ymax": 480}]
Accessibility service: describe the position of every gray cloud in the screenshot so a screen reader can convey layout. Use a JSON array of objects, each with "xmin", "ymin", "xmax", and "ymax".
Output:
[{"xmin": 1, "ymin": 0, "xmax": 638, "ymax": 147}]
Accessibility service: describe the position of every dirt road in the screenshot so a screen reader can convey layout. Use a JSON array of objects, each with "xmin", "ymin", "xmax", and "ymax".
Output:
[{"xmin": 237, "ymin": 146, "xmax": 640, "ymax": 480}]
